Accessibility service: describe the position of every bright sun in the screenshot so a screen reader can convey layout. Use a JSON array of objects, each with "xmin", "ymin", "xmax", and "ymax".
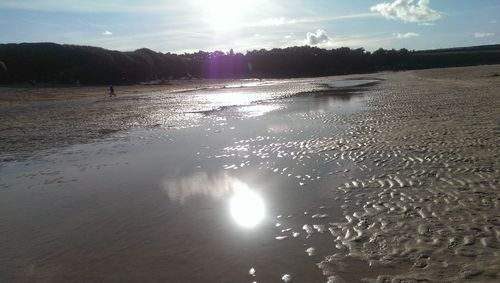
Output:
[{"xmin": 195, "ymin": 0, "xmax": 254, "ymax": 31}]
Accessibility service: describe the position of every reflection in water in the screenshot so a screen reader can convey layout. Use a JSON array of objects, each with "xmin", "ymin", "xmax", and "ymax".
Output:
[
  {"xmin": 238, "ymin": 104, "xmax": 282, "ymax": 117},
  {"xmin": 205, "ymin": 91, "xmax": 257, "ymax": 106},
  {"xmin": 312, "ymin": 95, "xmax": 357, "ymax": 113},
  {"xmin": 163, "ymin": 172, "xmax": 233, "ymax": 203},
  {"xmin": 229, "ymin": 181, "xmax": 265, "ymax": 228},
  {"xmin": 163, "ymin": 172, "xmax": 265, "ymax": 227}
]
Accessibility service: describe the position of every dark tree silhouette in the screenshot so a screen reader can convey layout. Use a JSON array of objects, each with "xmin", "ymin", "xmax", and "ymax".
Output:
[{"xmin": 0, "ymin": 42, "xmax": 499, "ymax": 85}]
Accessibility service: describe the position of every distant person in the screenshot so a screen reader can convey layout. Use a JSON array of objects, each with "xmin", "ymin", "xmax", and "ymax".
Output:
[{"xmin": 109, "ymin": 85, "xmax": 116, "ymax": 97}]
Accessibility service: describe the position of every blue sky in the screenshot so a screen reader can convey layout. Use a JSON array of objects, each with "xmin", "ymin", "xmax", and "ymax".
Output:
[{"xmin": 0, "ymin": 0, "xmax": 498, "ymax": 53}]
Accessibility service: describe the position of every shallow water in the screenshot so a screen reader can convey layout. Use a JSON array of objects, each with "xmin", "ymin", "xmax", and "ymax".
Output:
[
  {"xmin": 0, "ymin": 76, "xmax": 374, "ymax": 282},
  {"xmin": 1, "ymin": 66, "xmax": 499, "ymax": 282},
  {"xmin": 0, "ymin": 76, "xmax": 371, "ymax": 160}
]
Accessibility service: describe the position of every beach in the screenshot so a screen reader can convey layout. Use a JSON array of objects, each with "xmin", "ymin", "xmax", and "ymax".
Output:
[{"xmin": 0, "ymin": 65, "xmax": 499, "ymax": 282}]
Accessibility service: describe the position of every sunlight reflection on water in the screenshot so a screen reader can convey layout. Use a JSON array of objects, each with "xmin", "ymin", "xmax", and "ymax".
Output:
[
  {"xmin": 229, "ymin": 180, "xmax": 265, "ymax": 228},
  {"xmin": 206, "ymin": 91, "xmax": 262, "ymax": 105},
  {"xmin": 163, "ymin": 172, "xmax": 265, "ymax": 228},
  {"xmin": 238, "ymin": 104, "xmax": 282, "ymax": 117}
]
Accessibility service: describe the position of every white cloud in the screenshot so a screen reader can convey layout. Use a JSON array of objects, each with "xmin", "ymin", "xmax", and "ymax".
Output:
[
  {"xmin": 418, "ymin": 22, "xmax": 434, "ymax": 26},
  {"xmin": 474, "ymin": 32, "xmax": 495, "ymax": 38},
  {"xmin": 491, "ymin": 20, "xmax": 497, "ymax": 24},
  {"xmin": 305, "ymin": 29, "xmax": 331, "ymax": 45},
  {"xmin": 102, "ymin": 30, "xmax": 113, "ymax": 36},
  {"xmin": 393, "ymin": 32, "xmax": 419, "ymax": 39},
  {"xmin": 245, "ymin": 13, "xmax": 378, "ymax": 29},
  {"xmin": 370, "ymin": 0, "xmax": 441, "ymax": 23}
]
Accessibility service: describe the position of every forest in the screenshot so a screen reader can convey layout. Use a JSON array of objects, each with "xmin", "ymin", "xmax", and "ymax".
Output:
[{"xmin": 1, "ymin": 42, "xmax": 499, "ymax": 85}]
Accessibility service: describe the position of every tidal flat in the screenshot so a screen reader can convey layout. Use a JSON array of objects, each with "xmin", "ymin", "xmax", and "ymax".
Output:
[{"xmin": 0, "ymin": 65, "xmax": 499, "ymax": 282}]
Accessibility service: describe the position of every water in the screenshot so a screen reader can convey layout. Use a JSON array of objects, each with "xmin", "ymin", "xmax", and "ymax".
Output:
[
  {"xmin": 0, "ymin": 76, "xmax": 373, "ymax": 282},
  {"xmin": 0, "ymin": 77, "xmax": 373, "ymax": 159},
  {"xmin": 3, "ymin": 66, "xmax": 497, "ymax": 282}
]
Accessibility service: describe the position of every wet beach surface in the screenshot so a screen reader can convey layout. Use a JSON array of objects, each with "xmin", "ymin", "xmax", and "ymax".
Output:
[{"xmin": 1, "ymin": 65, "xmax": 499, "ymax": 282}]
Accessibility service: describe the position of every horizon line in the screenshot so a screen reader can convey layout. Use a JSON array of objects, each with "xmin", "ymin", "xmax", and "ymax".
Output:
[{"xmin": 2, "ymin": 41, "xmax": 499, "ymax": 56}]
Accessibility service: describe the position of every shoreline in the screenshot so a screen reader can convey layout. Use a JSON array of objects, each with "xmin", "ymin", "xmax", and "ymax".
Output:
[
  {"xmin": 0, "ymin": 64, "xmax": 499, "ymax": 282},
  {"xmin": 0, "ymin": 75, "xmax": 380, "ymax": 161}
]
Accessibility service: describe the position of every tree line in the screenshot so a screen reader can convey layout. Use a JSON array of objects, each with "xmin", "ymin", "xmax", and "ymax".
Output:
[{"xmin": 0, "ymin": 42, "xmax": 499, "ymax": 85}]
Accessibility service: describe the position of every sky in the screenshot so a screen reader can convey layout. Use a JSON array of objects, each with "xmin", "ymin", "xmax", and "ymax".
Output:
[{"xmin": 0, "ymin": 0, "xmax": 498, "ymax": 54}]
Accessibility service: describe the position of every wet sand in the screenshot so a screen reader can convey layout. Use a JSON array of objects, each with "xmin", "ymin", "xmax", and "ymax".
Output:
[
  {"xmin": 0, "ymin": 65, "xmax": 499, "ymax": 282},
  {"xmin": 0, "ymin": 77, "xmax": 374, "ymax": 160}
]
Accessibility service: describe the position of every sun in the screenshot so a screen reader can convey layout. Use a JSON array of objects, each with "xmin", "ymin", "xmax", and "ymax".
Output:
[{"xmin": 195, "ymin": 0, "xmax": 254, "ymax": 31}]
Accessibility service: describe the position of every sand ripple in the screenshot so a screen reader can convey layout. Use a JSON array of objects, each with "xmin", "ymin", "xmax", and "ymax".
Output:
[
  {"xmin": 227, "ymin": 66, "xmax": 500, "ymax": 281},
  {"xmin": 313, "ymin": 67, "xmax": 500, "ymax": 281}
]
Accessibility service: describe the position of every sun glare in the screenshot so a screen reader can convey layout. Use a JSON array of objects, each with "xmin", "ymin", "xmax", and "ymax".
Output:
[
  {"xmin": 196, "ymin": 0, "xmax": 253, "ymax": 31},
  {"xmin": 229, "ymin": 181, "xmax": 265, "ymax": 228}
]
